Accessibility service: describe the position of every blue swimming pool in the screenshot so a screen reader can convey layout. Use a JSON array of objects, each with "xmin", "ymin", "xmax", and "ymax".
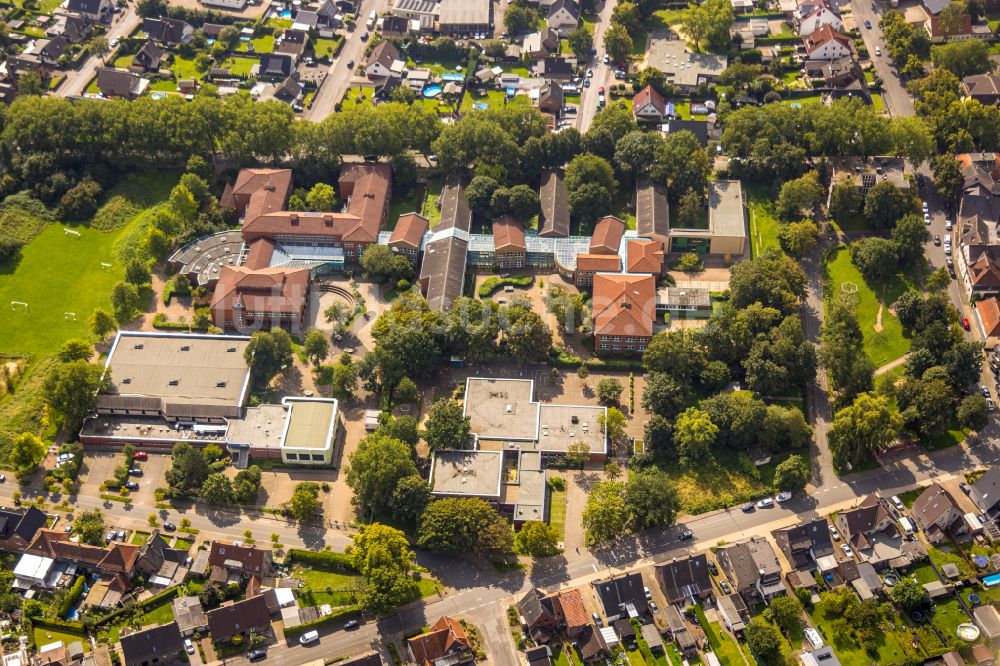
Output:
[
  {"xmin": 151, "ymin": 92, "xmax": 168, "ymax": 100},
  {"xmin": 279, "ymin": 9, "xmax": 293, "ymax": 18},
  {"xmin": 474, "ymin": 102, "xmax": 488, "ymax": 110},
  {"xmin": 422, "ymin": 85, "xmax": 443, "ymax": 98},
  {"xmin": 441, "ymin": 73, "xmax": 464, "ymax": 82},
  {"xmin": 983, "ymin": 573, "xmax": 1000, "ymax": 588}
]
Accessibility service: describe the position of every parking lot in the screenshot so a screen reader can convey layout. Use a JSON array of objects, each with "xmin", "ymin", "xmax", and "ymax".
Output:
[{"xmin": 77, "ymin": 450, "xmax": 170, "ymax": 506}]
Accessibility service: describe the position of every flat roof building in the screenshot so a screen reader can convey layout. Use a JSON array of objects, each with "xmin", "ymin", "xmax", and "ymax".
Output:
[
  {"xmin": 668, "ymin": 180, "xmax": 747, "ymax": 257},
  {"xmin": 279, "ymin": 397, "xmax": 339, "ymax": 465},
  {"xmin": 438, "ymin": 0, "xmax": 490, "ymax": 33}
]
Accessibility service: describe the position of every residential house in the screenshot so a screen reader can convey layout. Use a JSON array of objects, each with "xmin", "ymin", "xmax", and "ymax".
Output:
[
  {"xmin": 664, "ymin": 606, "xmax": 698, "ymax": 656},
  {"xmin": 274, "ymin": 76, "xmax": 303, "ymax": 104},
  {"xmin": 539, "ymin": 169, "xmax": 569, "ymax": 237},
  {"xmin": 523, "ymin": 28, "xmax": 560, "ymax": 58},
  {"xmin": 591, "ymin": 274, "xmax": 656, "ymax": 353},
  {"xmin": 0, "ymin": 506, "xmax": 47, "ymax": 555},
  {"xmin": 803, "ymin": 25, "xmax": 851, "ymax": 59},
  {"xmin": 537, "ymin": 79, "xmax": 564, "ymax": 114},
  {"xmin": 797, "ymin": 2, "xmax": 842, "ymax": 36},
  {"xmin": 654, "ymin": 554, "xmax": 713, "ymax": 607},
  {"xmin": 971, "ymin": 468, "xmax": 1000, "ymax": 517},
  {"xmin": 366, "ymin": 41, "xmax": 403, "ymax": 79},
  {"xmin": 407, "ymin": 616, "xmax": 474, "ymax": 666},
  {"xmin": 46, "ymin": 13, "xmax": 90, "ymax": 43},
  {"xmin": 632, "ymin": 84, "xmax": 666, "ymax": 120},
  {"xmin": 834, "ymin": 493, "xmax": 900, "ymax": 564},
  {"xmin": 130, "ymin": 41, "xmax": 164, "ymax": 73},
  {"xmin": 526, "ymin": 646, "xmax": 553, "ymax": 666},
  {"xmin": 715, "ymin": 536, "xmax": 786, "ymax": 603},
  {"xmin": 172, "ymin": 596, "xmax": 208, "ymax": 637},
  {"xmin": 207, "ymin": 541, "xmax": 273, "ymax": 584},
  {"xmin": 805, "ymin": 56, "xmax": 865, "ymax": 89},
  {"xmin": 773, "ymin": 518, "xmax": 835, "ymax": 570},
  {"xmin": 661, "ymin": 118, "xmax": 710, "ymax": 146},
  {"xmin": 912, "ymin": 483, "xmax": 964, "ymax": 543},
  {"xmin": 392, "ymin": 0, "xmax": 439, "ymax": 23},
  {"xmin": 802, "ymin": 647, "xmax": 842, "ymax": 666},
  {"xmin": 207, "ymin": 596, "xmax": 271, "ymax": 643},
  {"xmin": 717, "ymin": 594, "xmax": 749, "ymax": 633},
  {"xmin": 516, "ymin": 587, "xmax": 589, "ymax": 642},
  {"xmin": 592, "ymin": 573, "xmax": 648, "ymax": 621},
  {"xmin": 976, "ymin": 296, "xmax": 1000, "ymax": 348},
  {"xmin": 963, "ymin": 73, "xmax": 1000, "ymax": 106},
  {"xmin": 66, "ymin": 0, "xmax": 113, "ymax": 23},
  {"xmin": 538, "ymin": 57, "xmax": 575, "ymax": 80},
  {"xmin": 119, "ymin": 622, "xmax": 184, "ymax": 666},
  {"xmin": 388, "ymin": 213, "xmax": 428, "ymax": 263},
  {"xmin": 574, "ymin": 254, "xmax": 620, "ymax": 286},
  {"xmin": 143, "ymin": 17, "xmax": 194, "ymax": 45},
  {"xmin": 258, "ymin": 54, "xmax": 294, "ymax": 81},
  {"xmin": 493, "ymin": 215, "xmax": 526, "ymax": 269},
  {"xmin": 34, "ymin": 641, "xmax": 83, "ymax": 666},
  {"xmin": 380, "ymin": 15, "xmax": 411, "ymax": 36},
  {"xmin": 276, "ymin": 29, "xmax": 312, "ymax": 63},
  {"xmin": 547, "ymin": 0, "xmax": 580, "ymax": 33},
  {"xmin": 925, "ymin": 13, "xmax": 976, "ymax": 42},
  {"xmin": 575, "ymin": 624, "xmax": 608, "ymax": 662},
  {"xmin": 590, "ymin": 215, "xmax": 625, "ymax": 254},
  {"xmin": 33, "ymin": 37, "xmax": 68, "ymax": 65}
]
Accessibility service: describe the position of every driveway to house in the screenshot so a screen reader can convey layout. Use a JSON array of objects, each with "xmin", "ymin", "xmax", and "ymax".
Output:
[{"xmin": 58, "ymin": 4, "xmax": 141, "ymax": 98}]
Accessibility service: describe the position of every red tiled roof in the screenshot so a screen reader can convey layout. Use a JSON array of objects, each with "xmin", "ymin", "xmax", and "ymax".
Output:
[
  {"xmin": 590, "ymin": 216, "xmax": 626, "ymax": 254},
  {"xmin": 244, "ymin": 238, "xmax": 275, "ymax": 270},
  {"xmin": 978, "ymin": 296, "xmax": 1000, "ymax": 337},
  {"xmin": 207, "ymin": 541, "xmax": 271, "ymax": 576},
  {"xmin": 632, "ymin": 85, "xmax": 665, "ymax": 116},
  {"xmin": 591, "ymin": 274, "xmax": 656, "ymax": 338},
  {"xmin": 390, "ymin": 213, "xmax": 429, "ymax": 250},
  {"xmin": 407, "ymin": 617, "xmax": 473, "ymax": 666},
  {"xmin": 927, "ymin": 13, "xmax": 973, "ymax": 37},
  {"xmin": 339, "ymin": 163, "xmax": 393, "ymax": 243},
  {"xmin": 575, "ymin": 254, "xmax": 621, "ymax": 272},
  {"xmin": 492, "ymin": 215, "xmax": 526, "ymax": 251},
  {"xmin": 229, "ymin": 169, "xmax": 294, "ymax": 222},
  {"xmin": 626, "ymin": 239, "xmax": 664, "ymax": 274},
  {"xmin": 969, "ymin": 253, "xmax": 1000, "ymax": 290},
  {"xmin": 210, "ymin": 266, "xmax": 310, "ymax": 316},
  {"xmin": 556, "ymin": 589, "xmax": 589, "ymax": 630},
  {"xmin": 803, "ymin": 24, "xmax": 851, "ymax": 53}
]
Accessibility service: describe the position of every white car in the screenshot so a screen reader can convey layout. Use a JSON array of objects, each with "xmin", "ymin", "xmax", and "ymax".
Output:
[
  {"xmin": 841, "ymin": 544, "xmax": 854, "ymax": 558},
  {"xmin": 775, "ymin": 491, "xmax": 792, "ymax": 503},
  {"xmin": 922, "ymin": 201, "xmax": 929, "ymax": 212},
  {"xmin": 924, "ymin": 213, "xmax": 931, "ymax": 224},
  {"xmin": 586, "ymin": 68, "xmax": 594, "ymax": 78},
  {"xmin": 756, "ymin": 498, "xmax": 774, "ymax": 509},
  {"xmin": 644, "ymin": 586, "xmax": 652, "ymax": 600},
  {"xmin": 946, "ymin": 220, "xmax": 953, "ymax": 231},
  {"xmin": 184, "ymin": 639, "xmax": 195, "ymax": 655},
  {"xmin": 602, "ymin": 53, "xmax": 609, "ymax": 64},
  {"xmin": 945, "ymin": 244, "xmax": 952, "ymax": 255},
  {"xmin": 875, "ymin": 46, "xmax": 881, "ymax": 56},
  {"xmin": 829, "ymin": 525, "xmax": 840, "ymax": 541},
  {"xmin": 892, "ymin": 495, "xmax": 904, "ymax": 511}
]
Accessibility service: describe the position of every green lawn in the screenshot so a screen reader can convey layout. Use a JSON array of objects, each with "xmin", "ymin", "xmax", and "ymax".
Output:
[
  {"xmin": 547, "ymin": 486, "xmax": 567, "ymax": 542},
  {"xmin": 172, "ymin": 537, "xmax": 193, "ymax": 550},
  {"xmin": 130, "ymin": 530, "xmax": 151, "ymax": 545},
  {"xmin": 905, "ymin": 561, "xmax": 941, "ymax": 585},
  {"xmin": 235, "ymin": 33, "xmax": 275, "ymax": 55},
  {"xmin": 460, "ymin": 88, "xmax": 529, "ymax": 113},
  {"xmin": 897, "ymin": 488, "xmax": 922, "ymax": 509},
  {"xmin": 34, "ymin": 625, "xmax": 89, "ymax": 652},
  {"xmin": 113, "ymin": 53, "xmax": 133, "ymax": 68},
  {"xmin": 220, "ymin": 56, "xmax": 259, "ymax": 76},
  {"xmin": 872, "ymin": 94, "xmax": 887, "ymax": 114},
  {"xmin": 169, "ymin": 54, "xmax": 209, "ymax": 80},
  {"xmin": 581, "ymin": 12, "xmax": 598, "ymax": 33},
  {"xmin": 921, "ymin": 418, "xmax": 969, "ymax": 452},
  {"xmin": 697, "ymin": 606, "xmax": 745, "ymax": 666},
  {"xmin": 930, "ymin": 596, "xmax": 971, "ymax": 638},
  {"xmin": 313, "ymin": 37, "xmax": 343, "ymax": 58},
  {"xmin": 747, "ymin": 185, "xmax": 782, "ymax": 257},
  {"xmin": 661, "ymin": 448, "xmax": 790, "ymax": 514},
  {"xmin": 406, "ymin": 57, "xmax": 463, "ymax": 77},
  {"xmin": 294, "ymin": 566, "xmax": 364, "ymax": 607},
  {"xmin": 823, "ymin": 245, "xmax": 912, "ymax": 367},
  {"xmin": 928, "ymin": 544, "xmax": 975, "ymax": 580},
  {"xmin": 809, "ymin": 595, "xmax": 911, "ymax": 666}
]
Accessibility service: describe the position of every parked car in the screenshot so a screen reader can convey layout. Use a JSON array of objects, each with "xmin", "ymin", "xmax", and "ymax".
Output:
[
  {"xmin": 163, "ymin": 522, "xmax": 177, "ymax": 531},
  {"xmin": 248, "ymin": 649, "xmax": 267, "ymax": 662},
  {"xmin": 864, "ymin": 19, "xmax": 871, "ymax": 28},
  {"xmin": 962, "ymin": 316, "xmax": 971, "ymax": 331},
  {"xmin": 583, "ymin": 79, "xmax": 590, "ymax": 88},
  {"xmin": 116, "ymin": 530, "xmax": 125, "ymax": 541},
  {"xmin": 829, "ymin": 525, "xmax": 840, "ymax": 541},
  {"xmin": 775, "ymin": 491, "xmax": 792, "ymax": 503},
  {"xmin": 602, "ymin": 53, "xmax": 609, "ymax": 64},
  {"xmin": 124, "ymin": 481, "xmax": 139, "ymax": 491},
  {"xmin": 719, "ymin": 580, "xmax": 730, "ymax": 594},
  {"xmin": 922, "ymin": 201, "xmax": 929, "ymax": 212},
  {"xmin": 105, "ymin": 531, "xmax": 115, "ymax": 543},
  {"xmin": 989, "ymin": 398, "xmax": 996, "ymax": 411},
  {"xmin": 592, "ymin": 612, "xmax": 602, "ymax": 626},
  {"xmin": 841, "ymin": 544, "xmax": 854, "ymax": 557},
  {"xmin": 741, "ymin": 503, "xmax": 755, "ymax": 512},
  {"xmin": 756, "ymin": 498, "xmax": 774, "ymax": 509},
  {"xmin": 708, "ymin": 560, "xmax": 718, "ymax": 575},
  {"xmin": 344, "ymin": 620, "xmax": 360, "ymax": 630},
  {"xmin": 299, "ymin": 630, "xmax": 320, "ymax": 645},
  {"xmin": 934, "ymin": 235, "xmax": 940, "ymax": 245},
  {"xmin": 945, "ymin": 244, "xmax": 952, "ymax": 255},
  {"xmin": 133, "ymin": 451, "xmax": 148, "ymax": 461},
  {"xmin": 644, "ymin": 586, "xmax": 652, "ymax": 600},
  {"xmin": 891, "ymin": 495, "xmax": 904, "ymax": 511},
  {"xmin": 960, "ymin": 482, "xmax": 971, "ymax": 494},
  {"xmin": 649, "ymin": 601, "xmax": 659, "ymax": 614},
  {"xmin": 586, "ymin": 68, "xmax": 594, "ymax": 77},
  {"xmin": 129, "ymin": 467, "xmax": 143, "ymax": 476},
  {"xmin": 346, "ymin": 59, "xmax": 355, "ymax": 68},
  {"xmin": 679, "ymin": 529, "xmax": 693, "ymax": 540},
  {"xmin": 875, "ymin": 46, "xmax": 881, "ymax": 56},
  {"xmin": 184, "ymin": 640, "xmax": 195, "ymax": 655},
  {"xmin": 946, "ymin": 220, "xmax": 953, "ymax": 231},
  {"xmin": 924, "ymin": 213, "xmax": 931, "ymax": 224},
  {"xmin": 982, "ymin": 385, "xmax": 991, "ymax": 398}
]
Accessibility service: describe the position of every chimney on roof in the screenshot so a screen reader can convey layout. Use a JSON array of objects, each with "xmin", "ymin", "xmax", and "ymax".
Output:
[{"xmin": 290, "ymin": 214, "xmax": 299, "ymax": 225}]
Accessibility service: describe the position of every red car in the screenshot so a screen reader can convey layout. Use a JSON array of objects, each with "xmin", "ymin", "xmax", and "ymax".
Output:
[
  {"xmin": 598, "ymin": 86, "xmax": 604, "ymax": 94},
  {"xmin": 133, "ymin": 451, "xmax": 148, "ymax": 461},
  {"xmin": 961, "ymin": 316, "xmax": 971, "ymax": 331}
]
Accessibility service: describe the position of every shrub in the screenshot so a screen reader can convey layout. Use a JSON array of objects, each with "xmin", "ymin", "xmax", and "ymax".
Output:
[
  {"xmin": 478, "ymin": 274, "xmax": 533, "ymax": 297},
  {"xmin": 286, "ymin": 548, "xmax": 357, "ymax": 571},
  {"xmin": 91, "ymin": 196, "xmax": 141, "ymax": 231}
]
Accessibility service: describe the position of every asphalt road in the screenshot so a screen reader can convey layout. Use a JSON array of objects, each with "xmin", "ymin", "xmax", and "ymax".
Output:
[
  {"xmin": 59, "ymin": 5, "xmax": 141, "ymax": 98},
  {"xmin": 576, "ymin": 0, "xmax": 617, "ymax": 133},
  {"xmin": 849, "ymin": 0, "xmax": 914, "ymax": 117}
]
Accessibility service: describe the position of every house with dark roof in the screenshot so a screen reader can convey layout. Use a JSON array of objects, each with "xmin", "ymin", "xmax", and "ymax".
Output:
[
  {"xmin": 206, "ymin": 595, "xmax": 271, "ymax": 643},
  {"xmin": 632, "ymin": 85, "xmax": 665, "ymax": 120},
  {"xmin": 654, "ymin": 554, "xmax": 712, "ymax": 607},
  {"xmin": 143, "ymin": 17, "xmax": 193, "ymax": 45},
  {"xmin": 971, "ymin": 468, "xmax": 1000, "ymax": 517},
  {"xmin": 963, "ymin": 73, "xmax": 1000, "ymax": 106},
  {"xmin": 516, "ymin": 588, "xmax": 589, "ymax": 643},
  {"xmin": 47, "ymin": 13, "xmax": 90, "ymax": 43},
  {"xmin": 258, "ymin": 54, "xmax": 294, "ymax": 81},
  {"xmin": 420, "ymin": 177, "xmax": 471, "ymax": 312},
  {"xmin": 276, "ymin": 29, "xmax": 312, "ymax": 62},
  {"xmin": 912, "ymin": 483, "xmax": 964, "ymax": 543},
  {"xmin": 341, "ymin": 652, "xmax": 384, "ymax": 666},
  {"xmin": 207, "ymin": 541, "xmax": 273, "ymax": 583},
  {"xmin": 661, "ymin": 118, "xmax": 709, "ymax": 146},
  {"xmin": 547, "ymin": 0, "xmax": 580, "ymax": 32},
  {"xmin": 636, "ymin": 181, "xmax": 669, "ymax": 245},
  {"xmin": 0, "ymin": 506, "xmax": 46, "ymax": 554},
  {"xmin": 717, "ymin": 594, "xmax": 748, "ymax": 633},
  {"xmin": 575, "ymin": 624, "xmax": 608, "ymax": 662},
  {"xmin": 537, "ymin": 80, "xmax": 564, "ymax": 115},
  {"xmin": 366, "ymin": 40, "xmax": 403, "ymax": 79},
  {"xmin": 664, "ymin": 606, "xmax": 697, "ymax": 655},
  {"xmin": 120, "ymin": 622, "xmax": 184, "ymax": 666},
  {"xmin": 834, "ymin": 493, "xmax": 901, "ymax": 564},
  {"xmin": 538, "ymin": 57, "xmax": 574, "ymax": 80},
  {"xmin": 526, "ymin": 646, "xmax": 553, "ymax": 666},
  {"xmin": 173, "ymin": 595, "xmax": 208, "ymax": 636},
  {"xmin": 407, "ymin": 616, "xmax": 474, "ymax": 666},
  {"xmin": 773, "ymin": 517, "xmax": 835, "ymax": 570},
  {"xmin": 539, "ymin": 169, "xmax": 569, "ymax": 238},
  {"xmin": 130, "ymin": 41, "xmax": 164, "ymax": 73},
  {"xmin": 66, "ymin": 0, "xmax": 113, "ymax": 22},
  {"xmin": 523, "ymin": 28, "xmax": 560, "ymax": 58},
  {"xmin": 715, "ymin": 536, "xmax": 786, "ymax": 604},
  {"xmin": 97, "ymin": 68, "xmax": 149, "ymax": 99},
  {"xmin": 592, "ymin": 573, "xmax": 648, "ymax": 621},
  {"xmin": 381, "ymin": 15, "xmax": 411, "ymax": 36}
]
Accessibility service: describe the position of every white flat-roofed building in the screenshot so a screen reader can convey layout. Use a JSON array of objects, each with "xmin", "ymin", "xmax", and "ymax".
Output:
[
  {"xmin": 14, "ymin": 553, "xmax": 55, "ymax": 588},
  {"xmin": 278, "ymin": 397, "xmax": 339, "ymax": 465}
]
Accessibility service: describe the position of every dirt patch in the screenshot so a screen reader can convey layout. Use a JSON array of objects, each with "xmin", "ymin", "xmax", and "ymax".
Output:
[{"xmin": 874, "ymin": 303, "xmax": 884, "ymax": 333}]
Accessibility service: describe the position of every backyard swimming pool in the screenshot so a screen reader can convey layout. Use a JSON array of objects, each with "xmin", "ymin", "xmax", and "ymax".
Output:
[
  {"xmin": 441, "ymin": 73, "xmax": 464, "ymax": 82},
  {"xmin": 279, "ymin": 9, "xmax": 293, "ymax": 17},
  {"xmin": 422, "ymin": 85, "xmax": 442, "ymax": 98},
  {"xmin": 150, "ymin": 92, "xmax": 168, "ymax": 100},
  {"xmin": 983, "ymin": 572, "xmax": 1000, "ymax": 588}
]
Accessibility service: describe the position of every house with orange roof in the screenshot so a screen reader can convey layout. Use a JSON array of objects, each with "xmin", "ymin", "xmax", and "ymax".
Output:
[
  {"xmin": 407, "ymin": 616, "xmax": 475, "ymax": 666},
  {"xmin": 590, "ymin": 216, "xmax": 626, "ymax": 254},
  {"xmin": 626, "ymin": 240, "xmax": 664, "ymax": 275},
  {"xmin": 632, "ymin": 85, "xmax": 666, "ymax": 120},
  {"xmin": 592, "ymin": 274, "xmax": 656, "ymax": 353},
  {"xmin": 976, "ymin": 296, "xmax": 1000, "ymax": 348},
  {"xmin": 574, "ymin": 254, "xmax": 621, "ymax": 287},
  {"xmin": 209, "ymin": 266, "xmax": 310, "ymax": 331},
  {"xmin": 492, "ymin": 215, "xmax": 526, "ymax": 269},
  {"xmin": 388, "ymin": 213, "xmax": 429, "ymax": 263}
]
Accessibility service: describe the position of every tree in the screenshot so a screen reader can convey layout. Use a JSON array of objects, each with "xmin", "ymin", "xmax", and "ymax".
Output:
[
  {"xmin": 466, "ymin": 176, "xmax": 500, "ymax": 218},
  {"xmin": 719, "ymin": 62, "xmax": 761, "ymax": 92},
  {"xmin": 611, "ymin": 1, "xmax": 641, "ymax": 34},
  {"xmin": 391, "ymin": 475, "xmax": 431, "ymax": 525},
  {"xmin": 565, "ymin": 442, "xmax": 590, "ymax": 468},
  {"xmin": 86, "ymin": 37, "xmax": 110, "ymax": 63},
  {"xmin": 43, "ymin": 360, "xmax": 108, "ymax": 430},
  {"xmin": 770, "ymin": 595, "xmax": 804, "ymax": 636},
  {"xmin": 623, "ymin": 469, "xmax": 680, "ymax": 531},
  {"xmin": 11, "ymin": 432, "xmax": 46, "ymax": 475},
  {"xmin": 851, "ymin": 237, "xmax": 899, "ymax": 283},
  {"xmin": 596, "ymin": 378, "xmax": 623, "ymax": 405},
  {"xmin": 287, "ymin": 481, "xmax": 322, "ymax": 521},
  {"xmin": 891, "ymin": 576, "xmax": 929, "ymax": 613},
  {"xmin": 828, "ymin": 393, "xmax": 902, "ymax": 470},
  {"xmin": 680, "ymin": 0, "xmax": 733, "ymax": 50},
  {"xmin": 504, "ymin": 2, "xmax": 539, "ymax": 34},
  {"xmin": 776, "ymin": 171, "xmax": 824, "ymax": 221},
  {"xmin": 932, "ymin": 153, "xmax": 965, "ymax": 212},
  {"xmin": 351, "ymin": 523, "xmax": 418, "ymax": 613},
  {"xmin": 346, "ymin": 434, "xmax": 418, "ymax": 517},
  {"xmin": 515, "ymin": 521, "xmax": 561, "ymax": 556},
  {"xmin": 863, "ymin": 180, "xmax": 909, "ymax": 231},
  {"xmin": 582, "ymin": 481, "xmax": 628, "ymax": 544},
  {"xmin": 418, "ymin": 497, "xmax": 513, "ymax": 556},
  {"xmin": 777, "ymin": 220, "xmax": 819, "ymax": 258},
  {"xmin": 643, "ymin": 330, "xmax": 707, "ymax": 385},
  {"xmin": 932, "ymin": 39, "xmax": 991, "ymax": 79},
  {"xmin": 762, "ymin": 405, "xmax": 812, "ymax": 451},
  {"xmin": 603, "ymin": 22, "xmax": 633, "ymax": 63},
  {"xmin": 244, "ymin": 329, "xmax": 293, "ymax": 389},
  {"xmin": 501, "ymin": 306, "xmax": 552, "ymax": 363},
  {"xmin": 600, "ymin": 408, "xmax": 628, "ymax": 447},
  {"xmin": 745, "ymin": 618, "xmax": 783, "ymax": 666},
  {"xmin": 829, "ymin": 181, "xmax": 862, "ymax": 220},
  {"xmin": 892, "ymin": 214, "xmax": 931, "ymax": 263},
  {"xmin": 303, "ymin": 328, "xmax": 329, "ymax": 367},
  {"xmin": 569, "ymin": 182, "xmax": 613, "ymax": 225},
  {"xmin": 16, "ymin": 70, "xmax": 45, "ymax": 97},
  {"xmin": 729, "ymin": 250, "xmax": 807, "ymax": 315},
  {"xmin": 958, "ymin": 394, "xmax": 989, "ymax": 431},
  {"xmin": 644, "ymin": 415, "xmax": 677, "ymax": 460},
  {"xmin": 674, "ymin": 407, "xmax": 717, "ymax": 464},
  {"xmin": 111, "ymin": 281, "xmax": 142, "ymax": 323},
  {"xmin": 72, "ymin": 509, "xmax": 105, "ymax": 546},
  {"xmin": 567, "ymin": 26, "xmax": 593, "ymax": 59},
  {"xmin": 614, "ymin": 131, "xmax": 663, "ymax": 181},
  {"xmin": 124, "ymin": 259, "xmax": 151, "ymax": 286},
  {"xmin": 675, "ymin": 188, "xmax": 703, "ymax": 229},
  {"xmin": 58, "ymin": 338, "xmax": 93, "ymax": 363},
  {"xmin": 361, "ymin": 244, "xmax": 414, "ymax": 285},
  {"xmin": 164, "ymin": 443, "xmax": 211, "ymax": 496},
  {"xmin": 676, "ymin": 252, "xmax": 703, "ymax": 272},
  {"xmin": 423, "ymin": 399, "xmax": 471, "ymax": 451},
  {"xmin": 773, "ymin": 455, "xmax": 810, "ymax": 492},
  {"xmin": 394, "ymin": 377, "xmax": 419, "ymax": 404},
  {"xmin": 201, "ymin": 473, "xmax": 234, "ymax": 504},
  {"xmin": 305, "ymin": 183, "xmax": 337, "ymax": 211},
  {"xmin": 701, "ymin": 391, "xmax": 767, "ymax": 451},
  {"xmin": 233, "ymin": 465, "xmax": 263, "ymax": 504},
  {"xmin": 565, "ymin": 153, "xmax": 617, "ymax": 194}
]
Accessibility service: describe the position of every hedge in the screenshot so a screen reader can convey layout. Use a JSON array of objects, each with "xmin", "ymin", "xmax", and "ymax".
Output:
[
  {"xmin": 478, "ymin": 274, "xmax": 533, "ymax": 298},
  {"xmin": 547, "ymin": 347, "xmax": 645, "ymax": 371},
  {"xmin": 89, "ymin": 586, "xmax": 180, "ymax": 629},
  {"xmin": 286, "ymin": 548, "xmax": 357, "ymax": 572},
  {"xmin": 151, "ymin": 313, "xmax": 209, "ymax": 332},
  {"xmin": 59, "ymin": 575, "xmax": 86, "ymax": 619},
  {"xmin": 283, "ymin": 605, "xmax": 362, "ymax": 636}
]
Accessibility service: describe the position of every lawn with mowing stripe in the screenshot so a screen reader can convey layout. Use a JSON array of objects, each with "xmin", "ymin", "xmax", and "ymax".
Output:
[
  {"xmin": 547, "ymin": 485, "xmax": 567, "ymax": 541},
  {"xmin": 822, "ymin": 244, "xmax": 912, "ymax": 367},
  {"xmin": 747, "ymin": 185, "xmax": 782, "ymax": 257}
]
